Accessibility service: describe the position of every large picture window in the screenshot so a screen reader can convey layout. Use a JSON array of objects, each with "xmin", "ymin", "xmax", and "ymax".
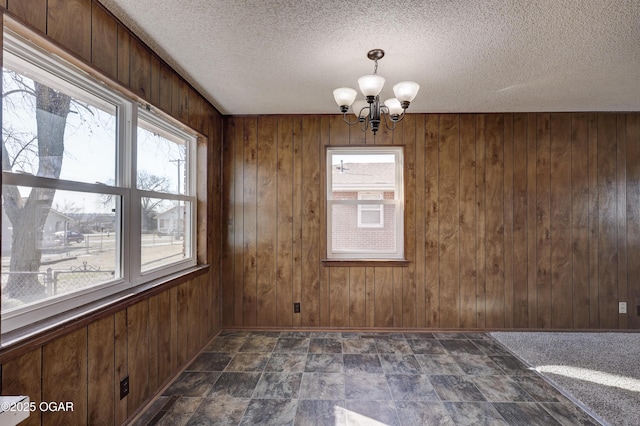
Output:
[
  {"xmin": 326, "ymin": 146, "xmax": 404, "ymax": 260},
  {"xmin": 1, "ymin": 31, "xmax": 198, "ymax": 334}
]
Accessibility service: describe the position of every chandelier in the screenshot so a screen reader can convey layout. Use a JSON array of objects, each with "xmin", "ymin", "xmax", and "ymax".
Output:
[{"xmin": 333, "ymin": 49, "xmax": 420, "ymax": 135}]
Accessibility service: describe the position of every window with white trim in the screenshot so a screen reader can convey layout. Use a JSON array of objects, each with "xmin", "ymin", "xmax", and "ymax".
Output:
[
  {"xmin": 326, "ymin": 146, "xmax": 404, "ymax": 260},
  {"xmin": 1, "ymin": 30, "xmax": 197, "ymax": 334}
]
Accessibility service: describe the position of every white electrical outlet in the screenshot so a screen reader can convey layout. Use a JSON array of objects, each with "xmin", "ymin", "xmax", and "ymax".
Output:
[{"xmin": 619, "ymin": 302, "xmax": 627, "ymax": 314}]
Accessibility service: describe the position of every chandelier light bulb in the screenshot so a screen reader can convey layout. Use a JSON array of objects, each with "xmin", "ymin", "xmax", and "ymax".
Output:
[
  {"xmin": 384, "ymin": 98, "xmax": 403, "ymax": 116},
  {"xmin": 393, "ymin": 81, "xmax": 420, "ymax": 104},
  {"xmin": 358, "ymin": 75, "xmax": 385, "ymax": 98},
  {"xmin": 333, "ymin": 87, "xmax": 358, "ymax": 107}
]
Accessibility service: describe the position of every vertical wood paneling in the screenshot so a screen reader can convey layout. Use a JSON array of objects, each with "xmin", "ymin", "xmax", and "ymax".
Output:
[
  {"xmin": 88, "ymin": 316, "xmax": 114, "ymax": 425},
  {"xmin": 550, "ymin": 113, "xmax": 573, "ymax": 328},
  {"xmin": 188, "ymin": 88, "xmax": 201, "ymax": 132},
  {"xmin": 232, "ymin": 118, "xmax": 245, "ymax": 326},
  {"xmin": 349, "ymin": 267, "xmax": 366, "ymax": 327},
  {"xmin": 292, "ymin": 117, "xmax": 304, "ymax": 327},
  {"xmin": 503, "ymin": 114, "xmax": 515, "ymax": 328},
  {"xmin": 598, "ymin": 114, "xmax": 618, "ymax": 328},
  {"xmin": 42, "ymin": 329, "xmax": 87, "ymax": 425},
  {"xmin": 627, "ymin": 114, "xmax": 640, "ymax": 329},
  {"xmin": 300, "ymin": 116, "xmax": 321, "ymax": 326},
  {"xmin": 127, "ymin": 301, "xmax": 149, "ymax": 417},
  {"xmin": 158, "ymin": 62, "xmax": 173, "ymax": 113},
  {"xmin": 90, "ymin": 1, "xmax": 117, "ymax": 79},
  {"xmin": 439, "ymin": 114, "xmax": 460, "ymax": 328},
  {"xmin": 536, "ymin": 114, "xmax": 552, "ymax": 328},
  {"xmin": 176, "ymin": 283, "xmax": 189, "ymax": 367},
  {"xmin": 148, "ymin": 295, "xmax": 159, "ymax": 392},
  {"xmin": 616, "ymin": 115, "xmax": 627, "ymax": 329},
  {"xmin": 47, "ymin": 0, "xmax": 91, "ymax": 61},
  {"xmin": 7, "ymin": 0, "xmax": 47, "ymax": 33},
  {"xmin": 1, "ymin": 349, "xmax": 41, "ymax": 426},
  {"xmin": 403, "ymin": 115, "xmax": 417, "ymax": 327},
  {"xmin": 475, "ymin": 115, "xmax": 487, "ymax": 328},
  {"xmin": 169, "ymin": 286, "xmax": 178, "ymax": 374},
  {"xmin": 588, "ymin": 114, "xmax": 600, "ymax": 328},
  {"xmin": 221, "ymin": 117, "xmax": 236, "ymax": 326},
  {"xmin": 374, "ymin": 267, "xmax": 394, "ymax": 327},
  {"xmin": 485, "ymin": 114, "xmax": 505, "ymax": 328},
  {"xmin": 256, "ymin": 115, "xmax": 278, "ymax": 326},
  {"xmin": 414, "ymin": 115, "xmax": 427, "ymax": 328},
  {"xmin": 512, "ymin": 114, "xmax": 529, "ymax": 327},
  {"xmin": 130, "ymin": 37, "xmax": 151, "ymax": 100},
  {"xmin": 221, "ymin": 113, "xmax": 640, "ymax": 331},
  {"xmin": 276, "ymin": 116, "xmax": 294, "ymax": 326},
  {"xmin": 527, "ymin": 114, "xmax": 538, "ymax": 328},
  {"xmin": 329, "ymin": 267, "xmax": 349, "ymax": 327},
  {"xmin": 459, "ymin": 114, "xmax": 477, "ymax": 328},
  {"xmin": 187, "ymin": 278, "xmax": 201, "ymax": 355},
  {"xmin": 243, "ymin": 117, "xmax": 258, "ymax": 326},
  {"xmin": 150, "ymin": 54, "xmax": 161, "ymax": 106},
  {"xmin": 116, "ymin": 24, "xmax": 130, "ymax": 86},
  {"xmin": 393, "ymin": 266, "xmax": 403, "ymax": 327},
  {"xmin": 157, "ymin": 290, "xmax": 173, "ymax": 384},
  {"xmin": 571, "ymin": 114, "xmax": 590, "ymax": 328},
  {"xmin": 200, "ymin": 275, "xmax": 211, "ymax": 345},
  {"xmin": 365, "ymin": 267, "xmax": 375, "ymax": 327},
  {"xmin": 172, "ymin": 77, "xmax": 189, "ymax": 124},
  {"xmin": 114, "ymin": 310, "xmax": 128, "ymax": 425},
  {"xmin": 424, "ymin": 114, "xmax": 440, "ymax": 326}
]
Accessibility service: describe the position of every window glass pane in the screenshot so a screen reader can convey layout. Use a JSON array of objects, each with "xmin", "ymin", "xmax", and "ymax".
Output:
[
  {"xmin": 2, "ymin": 186, "xmax": 120, "ymax": 310},
  {"xmin": 331, "ymin": 203, "xmax": 396, "ymax": 253},
  {"xmin": 141, "ymin": 198, "xmax": 190, "ymax": 272},
  {"xmin": 2, "ymin": 67, "xmax": 117, "ymax": 185},
  {"xmin": 360, "ymin": 210, "xmax": 381, "ymax": 224},
  {"xmin": 331, "ymin": 154, "xmax": 395, "ymax": 193},
  {"xmin": 137, "ymin": 121, "xmax": 187, "ymax": 195}
]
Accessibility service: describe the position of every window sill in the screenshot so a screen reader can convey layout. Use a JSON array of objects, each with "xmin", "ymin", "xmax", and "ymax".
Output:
[{"xmin": 321, "ymin": 259, "xmax": 410, "ymax": 267}]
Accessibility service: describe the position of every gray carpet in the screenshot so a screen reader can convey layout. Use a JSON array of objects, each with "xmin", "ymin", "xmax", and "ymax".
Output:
[{"xmin": 491, "ymin": 332, "xmax": 640, "ymax": 426}]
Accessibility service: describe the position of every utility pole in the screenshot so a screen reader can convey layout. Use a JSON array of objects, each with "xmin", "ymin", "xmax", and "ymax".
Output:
[{"xmin": 169, "ymin": 158, "xmax": 184, "ymax": 193}]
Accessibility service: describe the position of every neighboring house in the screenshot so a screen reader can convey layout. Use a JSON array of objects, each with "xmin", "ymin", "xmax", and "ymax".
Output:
[
  {"xmin": 1, "ymin": 207, "xmax": 74, "ymax": 253},
  {"xmin": 67, "ymin": 213, "xmax": 116, "ymax": 234},
  {"xmin": 155, "ymin": 205, "xmax": 185, "ymax": 236},
  {"xmin": 331, "ymin": 162, "xmax": 396, "ymax": 252}
]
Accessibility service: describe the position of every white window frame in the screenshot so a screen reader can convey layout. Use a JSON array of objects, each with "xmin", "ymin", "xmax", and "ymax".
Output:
[
  {"xmin": 1, "ymin": 30, "xmax": 198, "ymax": 334},
  {"xmin": 133, "ymin": 110, "xmax": 197, "ymax": 283},
  {"xmin": 326, "ymin": 146, "xmax": 404, "ymax": 260},
  {"xmin": 357, "ymin": 191, "xmax": 384, "ymax": 228}
]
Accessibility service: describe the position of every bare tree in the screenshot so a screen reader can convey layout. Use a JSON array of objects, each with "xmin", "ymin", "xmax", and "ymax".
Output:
[
  {"xmin": 100, "ymin": 171, "xmax": 171, "ymax": 232},
  {"xmin": 2, "ymin": 77, "xmax": 71, "ymax": 300},
  {"xmin": 138, "ymin": 172, "xmax": 171, "ymax": 231}
]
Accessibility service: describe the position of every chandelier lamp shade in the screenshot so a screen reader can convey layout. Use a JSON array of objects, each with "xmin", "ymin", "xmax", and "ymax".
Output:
[{"xmin": 333, "ymin": 49, "xmax": 419, "ymax": 135}]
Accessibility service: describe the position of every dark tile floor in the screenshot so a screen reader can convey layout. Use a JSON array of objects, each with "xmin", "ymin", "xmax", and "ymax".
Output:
[{"xmin": 133, "ymin": 331, "xmax": 601, "ymax": 425}]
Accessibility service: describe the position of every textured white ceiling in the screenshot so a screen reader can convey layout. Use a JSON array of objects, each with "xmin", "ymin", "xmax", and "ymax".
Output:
[{"xmin": 98, "ymin": 0, "xmax": 640, "ymax": 115}]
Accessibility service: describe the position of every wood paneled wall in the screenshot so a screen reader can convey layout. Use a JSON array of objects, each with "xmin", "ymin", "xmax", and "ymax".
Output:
[
  {"xmin": 2, "ymin": 275, "xmax": 214, "ymax": 425},
  {"xmin": 1, "ymin": 2, "xmax": 223, "ymax": 425},
  {"xmin": 222, "ymin": 113, "xmax": 640, "ymax": 331}
]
